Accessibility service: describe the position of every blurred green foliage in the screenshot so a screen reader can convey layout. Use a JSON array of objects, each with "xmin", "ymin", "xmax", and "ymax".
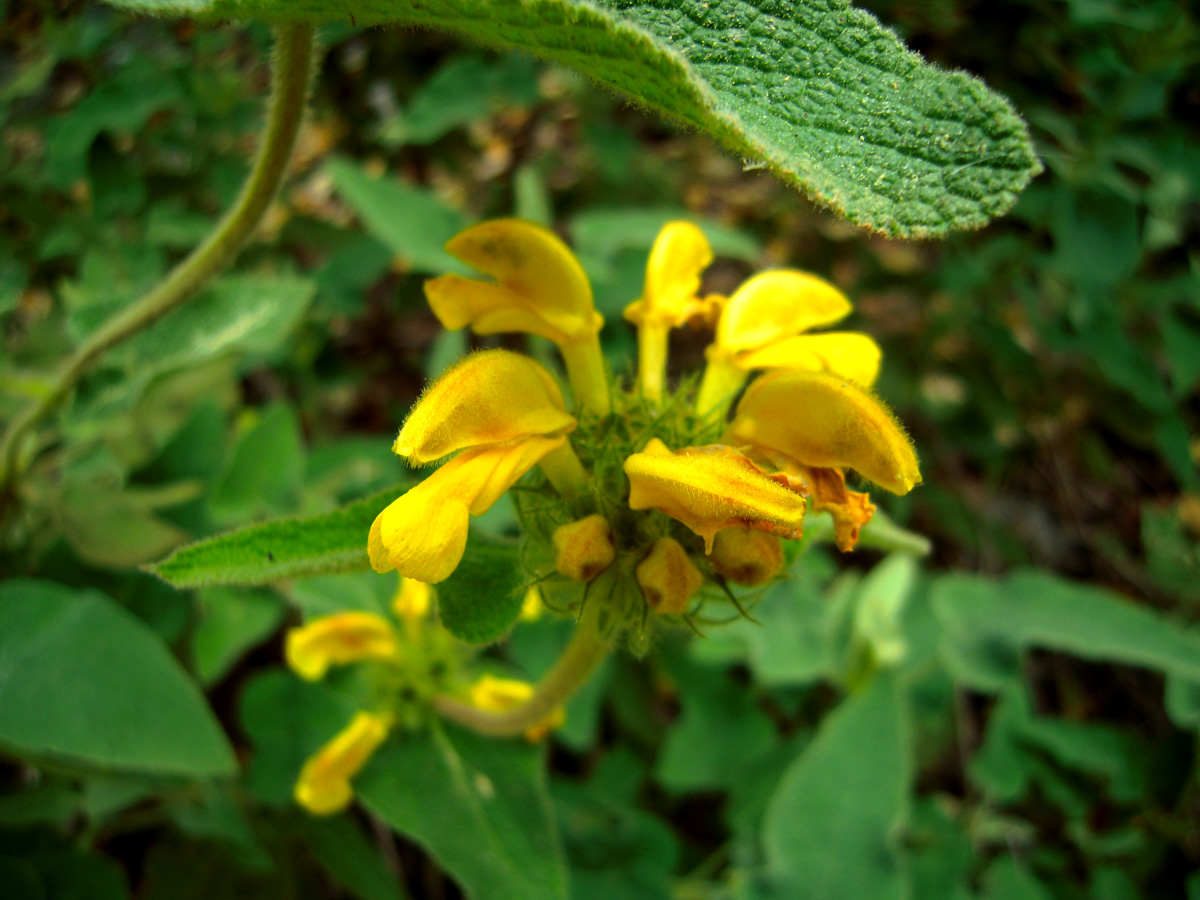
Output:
[{"xmin": 1, "ymin": 1, "xmax": 1198, "ymax": 899}]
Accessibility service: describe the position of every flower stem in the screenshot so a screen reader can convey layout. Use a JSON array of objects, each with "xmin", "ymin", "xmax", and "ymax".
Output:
[
  {"xmin": 559, "ymin": 334, "xmax": 611, "ymax": 417},
  {"xmin": 538, "ymin": 440, "xmax": 588, "ymax": 497},
  {"xmin": 0, "ymin": 24, "xmax": 317, "ymax": 504},
  {"xmin": 432, "ymin": 605, "xmax": 612, "ymax": 737},
  {"xmin": 694, "ymin": 356, "xmax": 747, "ymax": 418}
]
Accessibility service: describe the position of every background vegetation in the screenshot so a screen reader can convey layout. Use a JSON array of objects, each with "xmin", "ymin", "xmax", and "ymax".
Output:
[{"xmin": 1, "ymin": 0, "xmax": 1198, "ymax": 897}]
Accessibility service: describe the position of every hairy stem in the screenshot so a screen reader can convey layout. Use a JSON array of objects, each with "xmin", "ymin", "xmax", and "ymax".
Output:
[
  {"xmin": 0, "ymin": 24, "xmax": 316, "ymax": 499},
  {"xmin": 433, "ymin": 607, "xmax": 612, "ymax": 737}
]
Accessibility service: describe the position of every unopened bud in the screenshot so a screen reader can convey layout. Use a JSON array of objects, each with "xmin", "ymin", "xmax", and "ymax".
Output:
[
  {"xmin": 553, "ymin": 514, "xmax": 616, "ymax": 581},
  {"xmin": 636, "ymin": 537, "xmax": 704, "ymax": 615},
  {"xmin": 709, "ymin": 527, "xmax": 784, "ymax": 586}
]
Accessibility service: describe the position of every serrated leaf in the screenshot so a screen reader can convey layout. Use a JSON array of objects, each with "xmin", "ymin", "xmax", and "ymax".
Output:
[
  {"xmin": 357, "ymin": 724, "xmax": 569, "ymax": 900},
  {"xmin": 762, "ymin": 672, "xmax": 910, "ymax": 900},
  {"xmin": 103, "ymin": 0, "xmax": 1040, "ymax": 237},
  {"xmin": 148, "ymin": 483, "xmax": 406, "ymax": 588},
  {"xmin": 0, "ymin": 580, "xmax": 237, "ymax": 777},
  {"xmin": 435, "ymin": 533, "xmax": 526, "ymax": 644}
]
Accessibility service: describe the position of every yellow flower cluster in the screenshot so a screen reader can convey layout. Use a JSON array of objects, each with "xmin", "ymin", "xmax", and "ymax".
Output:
[
  {"xmin": 370, "ymin": 218, "xmax": 920, "ymax": 608},
  {"xmin": 285, "ymin": 577, "xmax": 559, "ymax": 815}
]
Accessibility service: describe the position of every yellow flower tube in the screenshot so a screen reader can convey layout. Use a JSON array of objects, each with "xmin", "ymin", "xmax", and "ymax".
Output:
[
  {"xmin": 623, "ymin": 221, "xmax": 716, "ymax": 403},
  {"xmin": 695, "ymin": 269, "xmax": 881, "ymax": 415},
  {"xmin": 369, "ymin": 435, "xmax": 566, "ymax": 583},
  {"xmin": 424, "ymin": 219, "xmax": 610, "ymax": 415},
  {"xmin": 729, "ymin": 369, "xmax": 921, "ymax": 495},
  {"xmin": 294, "ymin": 711, "xmax": 391, "ymax": 816},
  {"xmin": 285, "ymin": 612, "xmax": 398, "ymax": 681},
  {"xmin": 624, "ymin": 438, "xmax": 807, "ymax": 552},
  {"xmin": 467, "ymin": 674, "xmax": 566, "ymax": 742}
]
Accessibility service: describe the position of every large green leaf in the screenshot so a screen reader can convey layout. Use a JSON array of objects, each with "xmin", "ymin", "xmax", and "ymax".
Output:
[
  {"xmin": 0, "ymin": 580, "xmax": 237, "ymax": 776},
  {"xmin": 762, "ymin": 672, "xmax": 910, "ymax": 900},
  {"xmin": 149, "ymin": 484, "xmax": 406, "ymax": 588},
  {"xmin": 103, "ymin": 0, "xmax": 1040, "ymax": 237},
  {"xmin": 931, "ymin": 569, "xmax": 1200, "ymax": 691},
  {"xmin": 357, "ymin": 724, "xmax": 569, "ymax": 900}
]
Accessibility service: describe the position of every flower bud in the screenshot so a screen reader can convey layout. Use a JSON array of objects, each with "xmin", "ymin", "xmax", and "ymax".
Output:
[
  {"xmin": 391, "ymin": 577, "xmax": 432, "ymax": 621},
  {"xmin": 709, "ymin": 527, "xmax": 784, "ymax": 586},
  {"xmin": 636, "ymin": 537, "xmax": 704, "ymax": 616},
  {"xmin": 553, "ymin": 514, "xmax": 617, "ymax": 581}
]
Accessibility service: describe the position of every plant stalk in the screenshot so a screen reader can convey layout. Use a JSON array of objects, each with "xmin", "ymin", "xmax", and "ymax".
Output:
[{"xmin": 0, "ymin": 23, "xmax": 317, "ymax": 500}]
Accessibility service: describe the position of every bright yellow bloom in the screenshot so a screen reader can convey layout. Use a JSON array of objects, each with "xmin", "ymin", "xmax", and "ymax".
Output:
[
  {"xmin": 696, "ymin": 269, "xmax": 881, "ymax": 414},
  {"xmin": 424, "ymin": 219, "xmax": 610, "ymax": 415},
  {"xmin": 635, "ymin": 537, "xmax": 704, "ymax": 615},
  {"xmin": 729, "ymin": 369, "xmax": 920, "ymax": 495},
  {"xmin": 294, "ymin": 711, "xmax": 390, "ymax": 815},
  {"xmin": 553, "ymin": 514, "xmax": 617, "ymax": 582},
  {"xmin": 708, "ymin": 527, "xmax": 784, "ymax": 587},
  {"xmin": 394, "ymin": 350, "xmax": 575, "ymax": 465},
  {"xmin": 467, "ymin": 674, "xmax": 566, "ymax": 741},
  {"xmin": 285, "ymin": 612, "xmax": 398, "ymax": 681},
  {"xmin": 623, "ymin": 221, "xmax": 719, "ymax": 402},
  {"xmin": 370, "ymin": 436, "xmax": 567, "ymax": 583},
  {"xmin": 624, "ymin": 438, "xmax": 807, "ymax": 553}
]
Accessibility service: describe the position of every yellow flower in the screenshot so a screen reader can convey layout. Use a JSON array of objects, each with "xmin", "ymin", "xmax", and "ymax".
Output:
[
  {"xmin": 696, "ymin": 269, "xmax": 881, "ymax": 414},
  {"xmin": 392, "ymin": 576, "xmax": 432, "ymax": 621},
  {"xmin": 424, "ymin": 219, "xmax": 610, "ymax": 415},
  {"xmin": 285, "ymin": 612, "xmax": 398, "ymax": 681},
  {"xmin": 370, "ymin": 349, "xmax": 586, "ymax": 584},
  {"xmin": 635, "ymin": 537, "xmax": 704, "ymax": 615},
  {"xmin": 294, "ymin": 711, "xmax": 391, "ymax": 815},
  {"xmin": 467, "ymin": 674, "xmax": 566, "ymax": 741},
  {"xmin": 623, "ymin": 221, "xmax": 719, "ymax": 402},
  {"xmin": 624, "ymin": 438, "xmax": 807, "ymax": 552},
  {"xmin": 728, "ymin": 369, "xmax": 920, "ymax": 551}
]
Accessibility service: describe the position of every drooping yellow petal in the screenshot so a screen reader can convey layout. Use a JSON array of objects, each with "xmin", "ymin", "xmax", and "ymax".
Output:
[
  {"xmin": 285, "ymin": 612, "xmax": 398, "ymax": 681},
  {"xmin": 803, "ymin": 466, "xmax": 877, "ymax": 553},
  {"xmin": 624, "ymin": 439, "xmax": 807, "ymax": 552},
  {"xmin": 369, "ymin": 437, "xmax": 566, "ymax": 583},
  {"xmin": 735, "ymin": 332, "xmax": 882, "ymax": 387},
  {"xmin": 467, "ymin": 675, "xmax": 565, "ymax": 742},
  {"xmin": 730, "ymin": 370, "xmax": 920, "ymax": 495},
  {"xmin": 394, "ymin": 350, "xmax": 575, "ymax": 465},
  {"xmin": 714, "ymin": 270, "xmax": 852, "ymax": 357},
  {"xmin": 294, "ymin": 712, "xmax": 390, "ymax": 816},
  {"xmin": 623, "ymin": 221, "xmax": 714, "ymax": 329},
  {"xmin": 425, "ymin": 219, "xmax": 603, "ymax": 345},
  {"xmin": 635, "ymin": 537, "xmax": 704, "ymax": 615}
]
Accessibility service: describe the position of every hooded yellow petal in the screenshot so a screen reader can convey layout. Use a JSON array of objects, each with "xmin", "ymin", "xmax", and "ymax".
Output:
[
  {"xmin": 730, "ymin": 370, "xmax": 920, "ymax": 494},
  {"xmin": 624, "ymin": 442, "xmax": 807, "ymax": 552},
  {"xmin": 715, "ymin": 270, "xmax": 852, "ymax": 356},
  {"xmin": 425, "ymin": 276, "xmax": 577, "ymax": 344},
  {"xmin": 624, "ymin": 221, "xmax": 714, "ymax": 328},
  {"xmin": 285, "ymin": 612, "xmax": 398, "ymax": 681},
  {"xmin": 735, "ymin": 332, "xmax": 882, "ymax": 386},
  {"xmin": 394, "ymin": 350, "xmax": 575, "ymax": 465},
  {"xmin": 294, "ymin": 712, "xmax": 390, "ymax": 816},
  {"xmin": 369, "ymin": 438, "xmax": 566, "ymax": 583},
  {"xmin": 429, "ymin": 219, "xmax": 602, "ymax": 343}
]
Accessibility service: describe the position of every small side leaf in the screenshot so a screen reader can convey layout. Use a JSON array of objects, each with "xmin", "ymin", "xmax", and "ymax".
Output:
[
  {"xmin": 148, "ymin": 484, "xmax": 406, "ymax": 588},
  {"xmin": 435, "ymin": 533, "xmax": 526, "ymax": 644}
]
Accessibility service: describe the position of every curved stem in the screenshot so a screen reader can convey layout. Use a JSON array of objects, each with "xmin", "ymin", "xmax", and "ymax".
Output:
[
  {"xmin": 0, "ymin": 24, "xmax": 316, "ymax": 499},
  {"xmin": 433, "ymin": 607, "xmax": 612, "ymax": 737}
]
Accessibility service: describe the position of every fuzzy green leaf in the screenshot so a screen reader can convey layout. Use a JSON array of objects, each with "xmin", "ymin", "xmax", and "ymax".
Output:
[
  {"xmin": 148, "ymin": 484, "xmax": 406, "ymax": 588},
  {"xmin": 0, "ymin": 580, "xmax": 237, "ymax": 776},
  {"xmin": 435, "ymin": 533, "xmax": 526, "ymax": 644},
  {"xmin": 102, "ymin": 0, "xmax": 1040, "ymax": 237},
  {"xmin": 358, "ymin": 724, "xmax": 569, "ymax": 900}
]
